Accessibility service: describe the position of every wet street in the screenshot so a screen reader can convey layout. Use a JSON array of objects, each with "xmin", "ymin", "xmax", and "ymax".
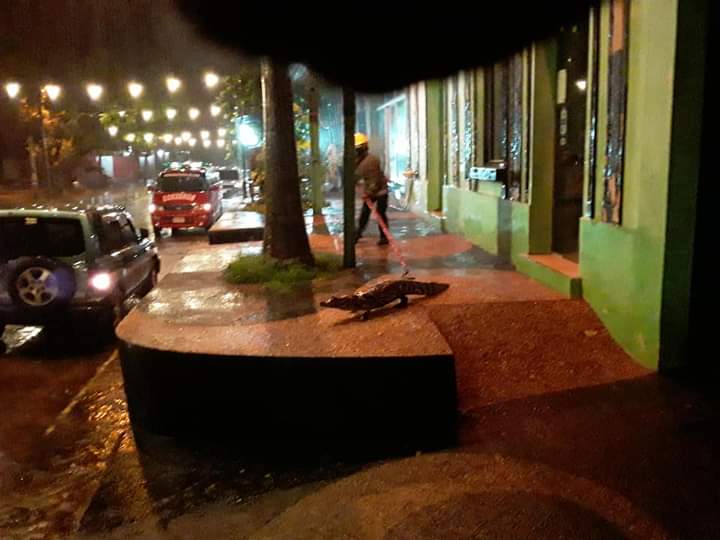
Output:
[{"xmin": 0, "ymin": 185, "xmax": 311, "ymax": 539}]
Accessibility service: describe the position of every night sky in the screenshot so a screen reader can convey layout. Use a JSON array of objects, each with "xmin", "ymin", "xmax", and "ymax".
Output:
[{"xmin": 0, "ymin": 0, "xmax": 250, "ymax": 100}]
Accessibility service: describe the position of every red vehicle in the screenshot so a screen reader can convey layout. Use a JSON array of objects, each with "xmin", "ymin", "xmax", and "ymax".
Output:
[{"xmin": 149, "ymin": 168, "xmax": 223, "ymax": 235}]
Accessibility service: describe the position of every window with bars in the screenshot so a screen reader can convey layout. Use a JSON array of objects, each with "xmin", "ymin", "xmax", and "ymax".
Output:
[
  {"xmin": 602, "ymin": 0, "xmax": 630, "ymax": 224},
  {"xmin": 484, "ymin": 53, "xmax": 527, "ymax": 201},
  {"xmin": 443, "ymin": 72, "xmax": 476, "ymax": 188}
]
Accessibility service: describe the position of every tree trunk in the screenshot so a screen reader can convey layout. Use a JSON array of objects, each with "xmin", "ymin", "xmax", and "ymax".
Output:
[
  {"xmin": 342, "ymin": 87, "xmax": 356, "ymax": 268},
  {"xmin": 260, "ymin": 58, "xmax": 314, "ymax": 265}
]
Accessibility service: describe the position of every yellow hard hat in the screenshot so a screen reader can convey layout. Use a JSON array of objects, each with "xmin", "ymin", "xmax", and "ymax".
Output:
[{"xmin": 354, "ymin": 132, "xmax": 369, "ymax": 148}]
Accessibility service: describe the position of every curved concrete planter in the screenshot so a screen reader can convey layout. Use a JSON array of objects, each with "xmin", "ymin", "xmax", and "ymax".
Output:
[{"xmin": 117, "ymin": 263, "xmax": 458, "ymax": 450}]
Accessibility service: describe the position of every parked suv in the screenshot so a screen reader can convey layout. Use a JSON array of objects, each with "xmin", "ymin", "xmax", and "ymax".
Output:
[{"xmin": 0, "ymin": 205, "xmax": 159, "ymax": 351}]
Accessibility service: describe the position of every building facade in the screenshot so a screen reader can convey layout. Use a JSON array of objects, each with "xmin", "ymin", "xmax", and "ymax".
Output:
[{"xmin": 365, "ymin": 0, "xmax": 711, "ymax": 371}]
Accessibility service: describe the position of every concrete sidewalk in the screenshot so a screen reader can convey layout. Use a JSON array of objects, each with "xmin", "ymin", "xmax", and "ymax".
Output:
[{"xmin": 78, "ymin": 207, "xmax": 719, "ymax": 539}]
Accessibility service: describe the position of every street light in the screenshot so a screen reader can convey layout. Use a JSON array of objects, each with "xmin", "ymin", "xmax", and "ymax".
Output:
[
  {"xmin": 210, "ymin": 104, "xmax": 221, "ymax": 117},
  {"xmin": 119, "ymin": 110, "xmax": 127, "ymax": 118},
  {"xmin": 217, "ymin": 127, "xmax": 227, "ymax": 137},
  {"xmin": 144, "ymin": 132, "xmax": 155, "ymax": 144},
  {"xmin": 204, "ymin": 72, "xmax": 220, "ymax": 89},
  {"xmin": 166, "ymin": 107, "xmax": 177, "ymax": 121},
  {"xmin": 43, "ymin": 84, "xmax": 61, "ymax": 101},
  {"xmin": 188, "ymin": 107, "xmax": 200, "ymax": 121},
  {"xmin": 200, "ymin": 130, "xmax": 210, "ymax": 140},
  {"xmin": 125, "ymin": 133, "xmax": 136, "ymax": 143},
  {"xmin": 128, "ymin": 81, "xmax": 143, "ymax": 99},
  {"xmin": 141, "ymin": 109, "xmax": 154, "ymax": 122},
  {"xmin": 108, "ymin": 125, "xmax": 119, "ymax": 137},
  {"xmin": 5, "ymin": 82, "xmax": 20, "ymax": 99},
  {"xmin": 166, "ymin": 76, "xmax": 182, "ymax": 94},
  {"xmin": 86, "ymin": 83, "xmax": 103, "ymax": 101},
  {"xmin": 162, "ymin": 133, "xmax": 173, "ymax": 144},
  {"xmin": 203, "ymin": 139, "xmax": 212, "ymax": 148},
  {"xmin": 237, "ymin": 123, "xmax": 260, "ymax": 147},
  {"xmin": 174, "ymin": 136, "xmax": 183, "ymax": 146},
  {"xmin": 216, "ymin": 139, "xmax": 225, "ymax": 148},
  {"xmin": 188, "ymin": 138, "xmax": 197, "ymax": 147}
]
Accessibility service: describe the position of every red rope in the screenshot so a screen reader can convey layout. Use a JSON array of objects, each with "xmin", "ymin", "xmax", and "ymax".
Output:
[{"xmin": 364, "ymin": 197, "xmax": 410, "ymax": 276}]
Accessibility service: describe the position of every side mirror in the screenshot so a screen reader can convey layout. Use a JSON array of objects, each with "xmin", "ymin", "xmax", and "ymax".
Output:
[{"xmin": 140, "ymin": 228, "xmax": 150, "ymax": 239}]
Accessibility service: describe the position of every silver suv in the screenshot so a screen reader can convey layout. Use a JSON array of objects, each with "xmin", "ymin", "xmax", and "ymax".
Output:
[{"xmin": 0, "ymin": 205, "xmax": 159, "ymax": 351}]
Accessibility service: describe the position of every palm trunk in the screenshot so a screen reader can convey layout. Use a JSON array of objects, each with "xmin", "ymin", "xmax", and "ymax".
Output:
[{"xmin": 260, "ymin": 58, "xmax": 314, "ymax": 265}]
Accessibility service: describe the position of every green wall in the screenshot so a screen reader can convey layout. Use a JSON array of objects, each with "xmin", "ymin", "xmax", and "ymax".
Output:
[
  {"xmin": 527, "ymin": 39, "xmax": 556, "ymax": 254},
  {"xmin": 424, "ymin": 0, "xmax": 705, "ymax": 371},
  {"xmin": 659, "ymin": 0, "xmax": 708, "ymax": 371},
  {"xmin": 444, "ymin": 185, "xmax": 528, "ymax": 262},
  {"xmin": 580, "ymin": 0, "xmax": 678, "ymax": 369}
]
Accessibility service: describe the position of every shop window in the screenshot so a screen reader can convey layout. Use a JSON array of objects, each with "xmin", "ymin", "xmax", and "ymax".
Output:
[{"xmin": 602, "ymin": 0, "xmax": 630, "ymax": 224}]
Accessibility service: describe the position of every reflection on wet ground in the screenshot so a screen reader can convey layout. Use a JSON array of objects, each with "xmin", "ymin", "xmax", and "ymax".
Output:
[
  {"xmin": 138, "ymin": 272, "xmax": 368, "ymax": 327},
  {"xmin": 137, "ymin": 199, "xmax": 514, "ymax": 327}
]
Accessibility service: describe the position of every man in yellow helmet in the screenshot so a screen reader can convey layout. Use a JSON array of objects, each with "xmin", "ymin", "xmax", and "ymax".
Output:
[{"xmin": 354, "ymin": 133, "xmax": 390, "ymax": 246}]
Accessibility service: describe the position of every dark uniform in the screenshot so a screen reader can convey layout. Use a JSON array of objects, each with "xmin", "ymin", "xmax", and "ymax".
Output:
[{"xmin": 355, "ymin": 152, "xmax": 389, "ymax": 245}]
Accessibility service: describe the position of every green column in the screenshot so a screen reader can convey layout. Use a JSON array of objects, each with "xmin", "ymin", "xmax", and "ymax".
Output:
[{"xmin": 425, "ymin": 80, "xmax": 444, "ymax": 212}]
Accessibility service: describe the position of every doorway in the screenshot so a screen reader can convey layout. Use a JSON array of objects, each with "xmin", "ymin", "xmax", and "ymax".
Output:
[{"xmin": 552, "ymin": 19, "xmax": 589, "ymax": 261}]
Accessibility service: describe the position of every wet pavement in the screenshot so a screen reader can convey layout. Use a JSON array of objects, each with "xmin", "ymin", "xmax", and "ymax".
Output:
[
  {"xmin": 2, "ymin": 187, "xmax": 720, "ymax": 539},
  {"xmin": 0, "ymin": 184, "xmax": 221, "ymax": 538}
]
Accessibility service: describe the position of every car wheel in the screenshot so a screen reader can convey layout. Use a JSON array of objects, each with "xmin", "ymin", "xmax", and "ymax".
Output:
[
  {"xmin": 7, "ymin": 256, "xmax": 76, "ymax": 314},
  {"xmin": 92, "ymin": 292, "xmax": 125, "ymax": 345},
  {"xmin": 171, "ymin": 228, "xmax": 181, "ymax": 237},
  {"xmin": 142, "ymin": 268, "xmax": 159, "ymax": 296},
  {"xmin": 153, "ymin": 226, "xmax": 163, "ymax": 238}
]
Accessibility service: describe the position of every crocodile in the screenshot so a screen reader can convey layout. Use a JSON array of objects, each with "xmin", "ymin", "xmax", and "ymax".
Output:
[{"xmin": 320, "ymin": 278, "xmax": 449, "ymax": 320}]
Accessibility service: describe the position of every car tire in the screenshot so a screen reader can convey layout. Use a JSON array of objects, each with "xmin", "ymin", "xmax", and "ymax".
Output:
[
  {"xmin": 153, "ymin": 226, "xmax": 163, "ymax": 238},
  {"xmin": 141, "ymin": 268, "xmax": 159, "ymax": 297},
  {"xmin": 92, "ymin": 292, "xmax": 124, "ymax": 345},
  {"xmin": 171, "ymin": 228, "xmax": 181, "ymax": 237},
  {"xmin": 6, "ymin": 257, "xmax": 76, "ymax": 314}
]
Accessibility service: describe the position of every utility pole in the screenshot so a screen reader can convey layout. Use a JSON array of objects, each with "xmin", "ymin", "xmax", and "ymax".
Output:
[
  {"xmin": 308, "ymin": 74, "xmax": 324, "ymax": 215},
  {"xmin": 38, "ymin": 93, "xmax": 53, "ymax": 192},
  {"xmin": 342, "ymin": 87, "xmax": 356, "ymax": 268}
]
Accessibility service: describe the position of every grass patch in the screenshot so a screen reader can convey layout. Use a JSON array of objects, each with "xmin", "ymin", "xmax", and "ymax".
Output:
[{"xmin": 224, "ymin": 252, "xmax": 344, "ymax": 292}]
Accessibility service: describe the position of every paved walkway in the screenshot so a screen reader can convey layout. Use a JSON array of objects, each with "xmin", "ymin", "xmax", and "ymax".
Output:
[{"xmin": 74, "ymin": 205, "xmax": 720, "ymax": 539}]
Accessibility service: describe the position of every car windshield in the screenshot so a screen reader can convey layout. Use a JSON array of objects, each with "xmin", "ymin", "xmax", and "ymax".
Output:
[
  {"xmin": 219, "ymin": 170, "xmax": 239, "ymax": 180},
  {"xmin": 0, "ymin": 216, "xmax": 85, "ymax": 260},
  {"xmin": 158, "ymin": 175, "xmax": 207, "ymax": 192}
]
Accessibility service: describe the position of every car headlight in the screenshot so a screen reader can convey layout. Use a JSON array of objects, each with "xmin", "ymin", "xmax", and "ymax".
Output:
[
  {"xmin": 89, "ymin": 272, "xmax": 113, "ymax": 291},
  {"xmin": 149, "ymin": 203, "xmax": 157, "ymax": 213},
  {"xmin": 202, "ymin": 203, "xmax": 212, "ymax": 212}
]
